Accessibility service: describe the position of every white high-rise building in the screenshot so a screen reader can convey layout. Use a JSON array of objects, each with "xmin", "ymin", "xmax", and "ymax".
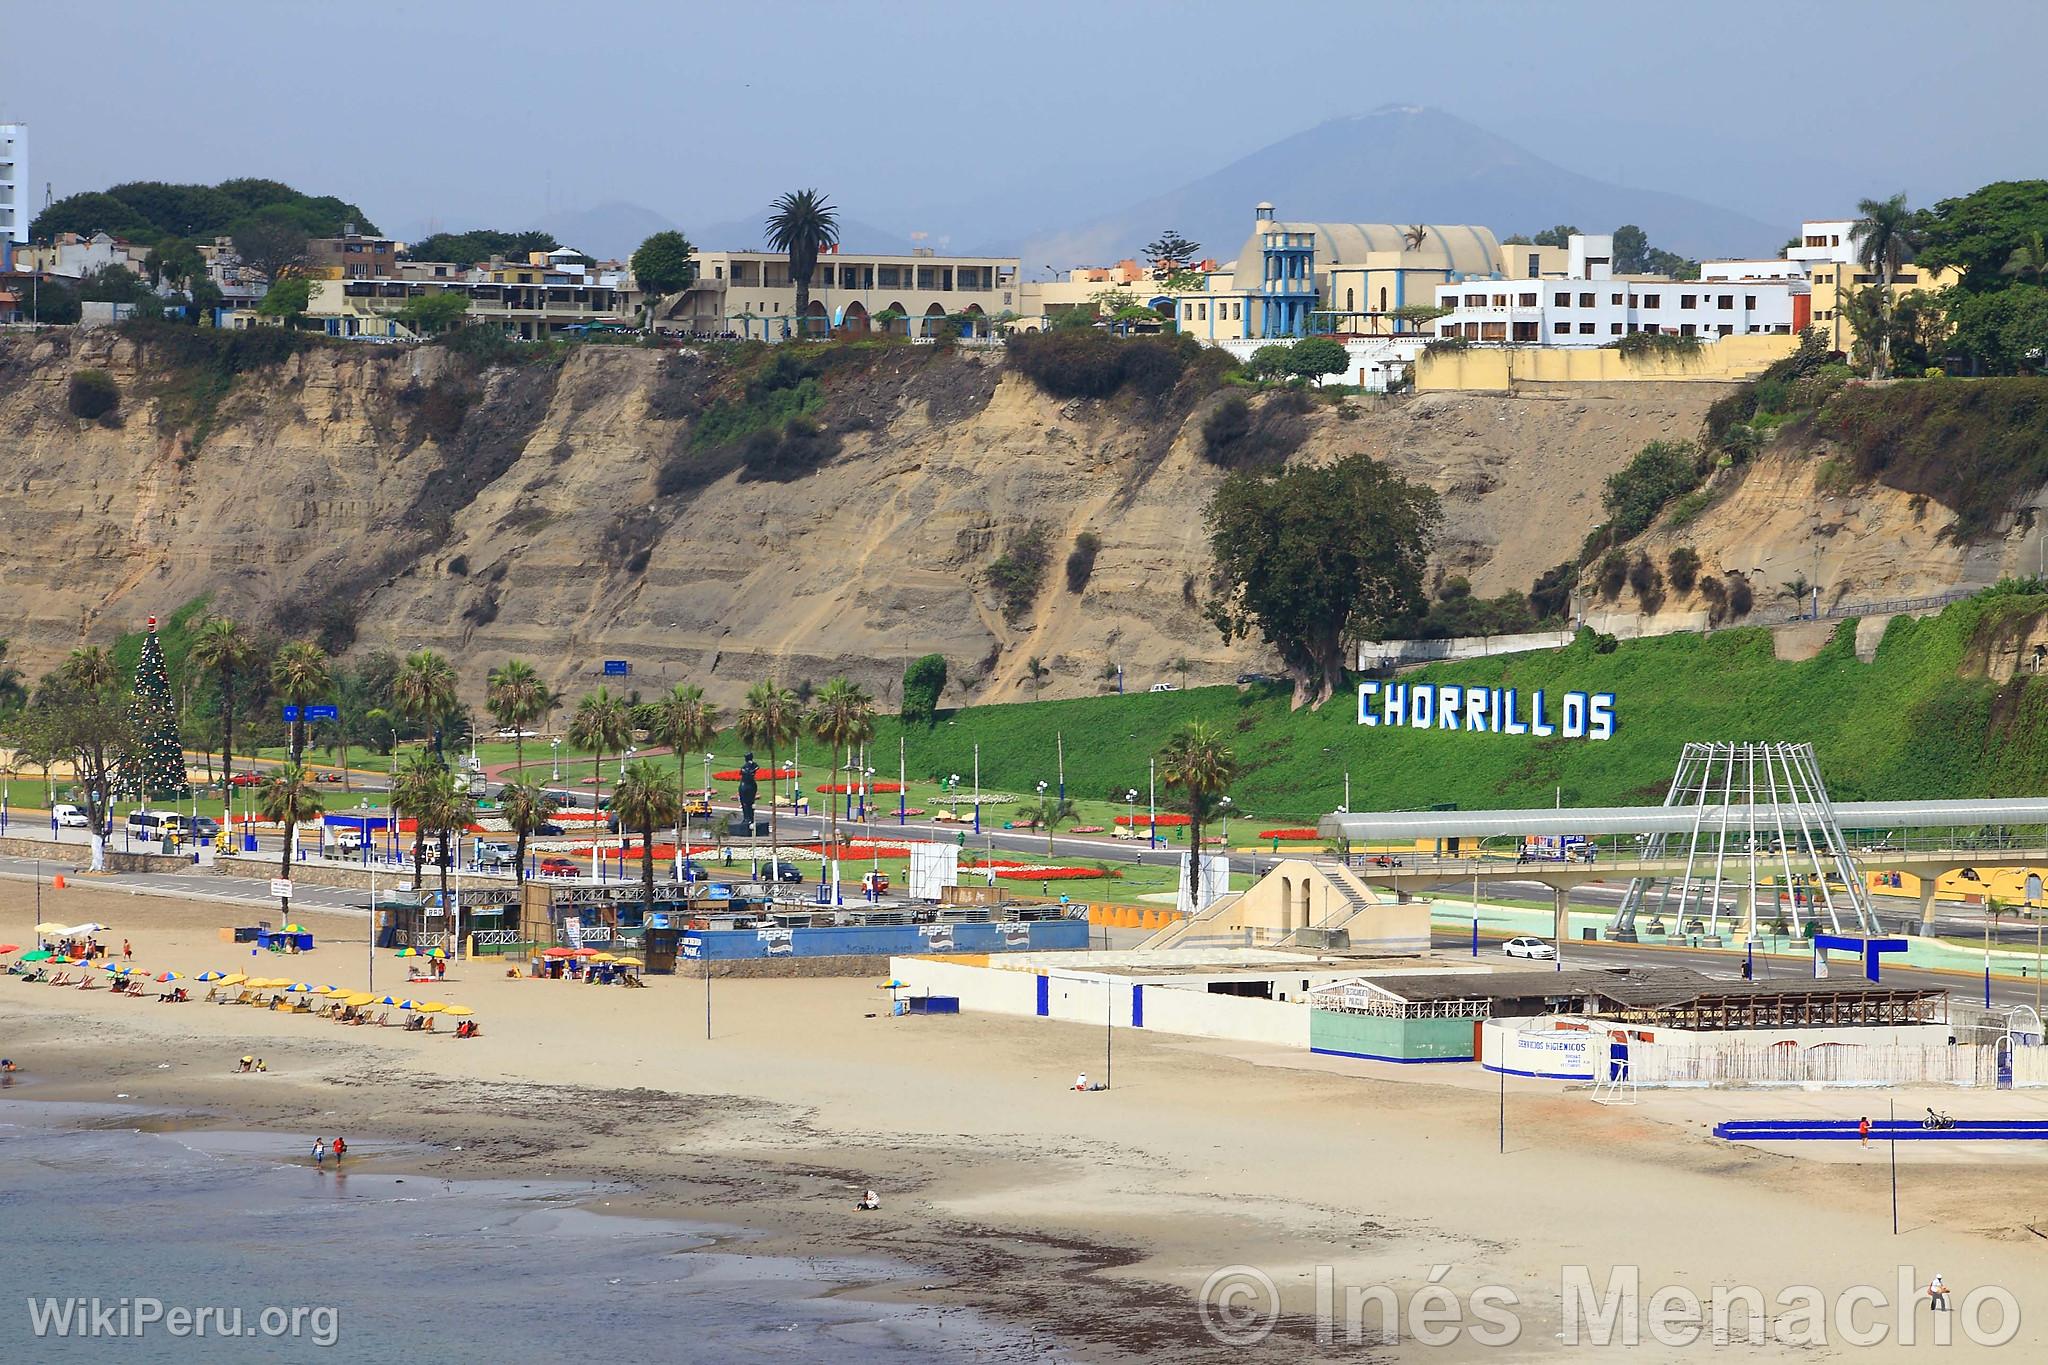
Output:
[{"xmin": 0, "ymin": 123, "xmax": 25, "ymax": 245}]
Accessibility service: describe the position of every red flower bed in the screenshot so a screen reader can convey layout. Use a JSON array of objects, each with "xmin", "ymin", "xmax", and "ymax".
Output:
[
  {"xmin": 1259, "ymin": 828, "xmax": 1322, "ymax": 841},
  {"xmin": 963, "ymin": 858, "xmax": 1030, "ymax": 868},
  {"xmin": 815, "ymin": 781, "xmax": 904, "ymax": 794},
  {"xmin": 1068, "ymin": 825, "xmax": 1106, "ymax": 834},
  {"xmin": 713, "ymin": 768, "xmax": 797, "ymax": 781},
  {"xmin": 802, "ymin": 843, "xmax": 911, "ymax": 860},
  {"xmin": 991, "ymin": 866, "xmax": 1114, "ymax": 880},
  {"xmin": 1112, "ymin": 813, "xmax": 1191, "ymax": 827}
]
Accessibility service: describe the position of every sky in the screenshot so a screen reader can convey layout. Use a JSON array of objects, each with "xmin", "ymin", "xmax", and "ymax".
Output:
[{"xmin": 4, "ymin": 0, "xmax": 2041, "ymax": 254}]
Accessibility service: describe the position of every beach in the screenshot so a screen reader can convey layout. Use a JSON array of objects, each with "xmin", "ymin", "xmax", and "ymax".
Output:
[{"xmin": 5, "ymin": 883, "xmax": 2047, "ymax": 1360}]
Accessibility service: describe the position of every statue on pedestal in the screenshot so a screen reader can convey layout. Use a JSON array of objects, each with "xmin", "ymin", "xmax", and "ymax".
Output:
[{"xmin": 737, "ymin": 752, "xmax": 760, "ymax": 830}]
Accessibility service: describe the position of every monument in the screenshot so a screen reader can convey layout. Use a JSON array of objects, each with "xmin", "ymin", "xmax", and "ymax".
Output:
[{"xmin": 732, "ymin": 752, "xmax": 761, "ymax": 837}]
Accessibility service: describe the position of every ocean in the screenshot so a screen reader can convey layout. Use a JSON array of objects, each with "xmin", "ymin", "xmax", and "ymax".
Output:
[{"xmin": 0, "ymin": 1099, "xmax": 1051, "ymax": 1362}]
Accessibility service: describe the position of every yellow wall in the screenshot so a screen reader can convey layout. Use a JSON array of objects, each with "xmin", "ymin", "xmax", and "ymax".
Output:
[
  {"xmin": 1807, "ymin": 263, "xmax": 1962, "ymax": 358},
  {"xmin": 1416, "ymin": 331, "xmax": 1797, "ymax": 391},
  {"xmin": 1867, "ymin": 866, "xmax": 2048, "ymax": 908}
]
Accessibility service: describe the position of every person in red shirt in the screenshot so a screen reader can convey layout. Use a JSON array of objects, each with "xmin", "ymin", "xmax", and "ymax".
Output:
[{"xmin": 1858, "ymin": 1116, "xmax": 1871, "ymax": 1147}]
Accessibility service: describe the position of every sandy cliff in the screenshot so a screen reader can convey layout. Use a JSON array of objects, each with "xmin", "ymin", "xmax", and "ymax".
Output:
[{"xmin": 0, "ymin": 331, "xmax": 1739, "ymax": 705}]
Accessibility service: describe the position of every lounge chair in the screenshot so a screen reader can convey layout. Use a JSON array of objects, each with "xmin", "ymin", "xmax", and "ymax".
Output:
[
  {"xmin": 231, "ymin": 990, "xmax": 255, "ymax": 1005},
  {"xmin": 423, "ymin": 1016, "xmax": 436, "ymax": 1032},
  {"xmin": 371, "ymin": 1011, "xmax": 389, "ymax": 1027}
]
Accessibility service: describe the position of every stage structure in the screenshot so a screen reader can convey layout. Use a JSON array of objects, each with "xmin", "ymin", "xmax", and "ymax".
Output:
[{"xmin": 1610, "ymin": 742, "xmax": 1878, "ymax": 942}]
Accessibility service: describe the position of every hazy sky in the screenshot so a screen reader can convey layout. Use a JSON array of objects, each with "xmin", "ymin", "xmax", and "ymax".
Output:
[{"xmin": 5, "ymin": 0, "xmax": 2040, "ymax": 248}]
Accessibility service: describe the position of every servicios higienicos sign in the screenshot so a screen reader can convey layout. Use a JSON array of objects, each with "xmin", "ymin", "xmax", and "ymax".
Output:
[{"xmin": 1358, "ymin": 681, "xmax": 1615, "ymax": 740}]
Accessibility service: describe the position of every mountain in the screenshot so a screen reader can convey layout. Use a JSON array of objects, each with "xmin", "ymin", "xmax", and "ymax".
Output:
[
  {"xmin": 534, "ymin": 201, "xmax": 684, "ymax": 261},
  {"xmin": 1012, "ymin": 106, "xmax": 1783, "ymax": 270}
]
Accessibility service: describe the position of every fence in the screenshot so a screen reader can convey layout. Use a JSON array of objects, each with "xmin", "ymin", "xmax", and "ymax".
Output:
[{"xmin": 1623, "ymin": 1040, "xmax": 2043, "ymax": 1088}]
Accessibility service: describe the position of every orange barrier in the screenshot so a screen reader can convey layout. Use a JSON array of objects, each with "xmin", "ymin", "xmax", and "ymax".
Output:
[{"xmin": 52, "ymin": 874, "xmax": 65, "ymax": 890}]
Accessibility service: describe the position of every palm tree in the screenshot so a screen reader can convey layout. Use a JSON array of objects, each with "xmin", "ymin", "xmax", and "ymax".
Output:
[
  {"xmin": 611, "ymin": 759, "xmax": 680, "ymax": 928},
  {"xmin": 1024, "ymin": 657, "xmax": 1050, "ymax": 700},
  {"xmin": 806, "ymin": 677, "xmax": 876, "ymax": 875},
  {"xmin": 391, "ymin": 648, "xmax": 459, "ymax": 754},
  {"xmin": 187, "ymin": 616, "xmax": 253, "ymax": 796},
  {"xmin": 736, "ymin": 680, "xmax": 800, "ymax": 867},
  {"xmin": 1157, "ymin": 721, "xmax": 1238, "ymax": 910},
  {"xmin": 258, "ymin": 763, "xmax": 324, "ymax": 917},
  {"xmin": 61, "ymin": 644, "xmax": 117, "ymax": 694},
  {"xmin": 390, "ymin": 749, "xmax": 448, "ymax": 890},
  {"xmin": 1850, "ymin": 193, "xmax": 1917, "ymax": 378},
  {"xmin": 269, "ymin": 641, "xmax": 331, "ymax": 764},
  {"xmin": 567, "ymin": 686, "xmax": 633, "ymax": 818},
  {"xmin": 2002, "ymin": 231, "xmax": 2048, "ymax": 286},
  {"xmin": 486, "ymin": 659, "xmax": 557, "ymax": 778},
  {"xmin": 764, "ymin": 189, "xmax": 840, "ymax": 339},
  {"xmin": 498, "ymin": 781, "xmax": 559, "ymax": 908},
  {"xmin": 648, "ymin": 683, "xmax": 719, "ymax": 863},
  {"xmin": 417, "ymin": 778, "xmax": 473, "ymax": 954}
]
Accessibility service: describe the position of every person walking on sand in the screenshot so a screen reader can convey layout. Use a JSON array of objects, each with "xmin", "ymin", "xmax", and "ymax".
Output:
[
  {"xmin": 122, "ymin": 938, "xmax": 132, "ymax": 963},
  {"xmin": 313, "ymin": 1138, "xmax": 328, "ymax": 1169},
  {"xmin": 1858, "ymin": 1116, "xmax": 1870, "ymax": 1148},
  {"xmin": 332, "ymin": 1136, "xmax": 347, "ymax": 1167},
  {"xmin": 1929, "ymin": 1274, "xmax": 1950, "ymax": 1313}
]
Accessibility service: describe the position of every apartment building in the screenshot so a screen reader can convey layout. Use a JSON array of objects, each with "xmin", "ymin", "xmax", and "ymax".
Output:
[
  {"xmin": 306, "ymin": 231, "xmax": 399, "ymax": 279},
  {"xmin": 0, "ymin": 122, "xmax": 24, "ymax": 246},
  {"xmin": 663, "ymin": 246, "xmax": 1020, "ymax": 338}
]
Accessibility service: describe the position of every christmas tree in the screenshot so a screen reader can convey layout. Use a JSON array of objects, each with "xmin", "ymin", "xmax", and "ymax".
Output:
[{"xmin": 128, "ymin": 616, "xmax": 191, "ymax": 801}]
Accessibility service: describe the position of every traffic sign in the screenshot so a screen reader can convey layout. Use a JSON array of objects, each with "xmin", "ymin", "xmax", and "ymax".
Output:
[
  {"xmin": 603, "ymin": 660, "xmax": 630, "ymax": 676},
  {"xmin": 270, "ymin": 879, "xmax": 294, "ymax": 900},
  {"xmin": 306, "ymin": 704, "xmax": 339, "ymax": 722},
  {"xmin": 281, "ymin": 705, "xmax": 300, "ymax": 722}
]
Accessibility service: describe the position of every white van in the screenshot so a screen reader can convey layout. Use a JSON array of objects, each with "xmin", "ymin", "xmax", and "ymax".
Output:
[
  {"xmin": 51, "ymin": 804, "xmax": 88, "ymax": 828},
  {"xmin": 126, "ymin": 811, "xmax": 196, "ymax": 843}
]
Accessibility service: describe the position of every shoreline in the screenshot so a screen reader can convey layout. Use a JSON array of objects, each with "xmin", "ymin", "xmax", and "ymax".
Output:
[{"xmin": 8, "ymin": 884, "xmax": 2048, "ymax": 1359}]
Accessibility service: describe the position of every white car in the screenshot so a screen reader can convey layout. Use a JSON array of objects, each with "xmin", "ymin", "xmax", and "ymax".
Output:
[
  {"xmin": 1503, "ymin": 936, "xmax": 1557, "ymax": 960},
  {"xmin": 51, "ymin": 804, "xmax": 88, "ymax": 829},
  {"xmin": 1148, "ymin": 682, "xmax": 1180, "ymax": 693}
]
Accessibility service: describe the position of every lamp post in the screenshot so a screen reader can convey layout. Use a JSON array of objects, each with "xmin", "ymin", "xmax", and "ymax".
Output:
[
  {"xmin": 1148, "ymin": 757, "xmax": 1157, "ymax": 849},
  {"xmin": 1218, "ymin": 795, "xmax": 1232, "ymax": 848},
  {"xmin": 550, "ymin": 737, "xmax": 561, "ymax": 783},
  {"xmin": 948, "ymin": 774, "xmax": 962, "ymax": 822},
  {"xmin": 1125, "ymin": 789, "xmax": 1138, "ymax": 840},
  {"xmin": 898, "ymin": 734, "xmax": 906, "ymax": 828},
  {"xmin": 972, "ymin": 743, "xmax": 981, "ymax": 836},
  {"xmin": 1037, "ymin": 780, "xmax": 1052, "ymax": 856}
]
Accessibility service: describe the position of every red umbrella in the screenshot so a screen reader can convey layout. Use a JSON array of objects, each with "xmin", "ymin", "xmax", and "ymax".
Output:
[
  {"xmin": 542, "ymin": 947, "xmax": 577, "ymax": 959},
  {"xmin": 0, "ymin": 944, "xmax": 18, "ymax": 955},
  {"xmin": 570, "ymin": 948, "xmax": 600, "ymax": 959}
]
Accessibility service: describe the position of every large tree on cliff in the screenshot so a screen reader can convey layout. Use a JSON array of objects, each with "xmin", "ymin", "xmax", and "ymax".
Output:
[
  {"xmin": 1850, "ymin": 193, "xmax": 1918, "ymax": 378},
  {"xmin": 1204, "ymin": 454, "xmax": 1440, "ymax": 709},
  {"xmin": 764, "ymin": 190, "xmax": 839, "ymax": 338}
]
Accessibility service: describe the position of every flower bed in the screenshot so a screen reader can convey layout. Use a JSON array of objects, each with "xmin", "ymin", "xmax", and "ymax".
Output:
[
  {"xmin": 1112, "ymin": 813, "xmax": 1191, "ymax": 827},
  {"xmin": 963, "ymin": 858, "xmax": 1031, "ymax": 868},
  {"xmin": 815, "ymin": 781, "xmax": 904, "ymax": 794},
  {"xmin": 712, "ymin": 768, "xmax": 797, "ymax": 781},
  {"xmin": 1259, "ymin": 828, "xmax": 1322, "ymax": 841},
  {"xmin": 1068, "ymin": 825, "xmax": 1106, "ymax": 834},
  {"xmin": 802, "ymin": 842, "xmax": 911, "ymax": 860},
  {"xmin": 990, "ymin": 866, "xmax": 1115, "ymax": 881}
]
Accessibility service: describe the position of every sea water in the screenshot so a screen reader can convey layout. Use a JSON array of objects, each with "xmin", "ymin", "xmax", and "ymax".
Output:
[{"xmin": 0, "ymin": 1101, "xmax": 1050, "ymax": 1362}]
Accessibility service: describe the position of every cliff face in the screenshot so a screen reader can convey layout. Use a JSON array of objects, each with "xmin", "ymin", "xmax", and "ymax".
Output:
[{"xmin": 0, "ymin": 331, "xmax": 1737, "ymax": 706}]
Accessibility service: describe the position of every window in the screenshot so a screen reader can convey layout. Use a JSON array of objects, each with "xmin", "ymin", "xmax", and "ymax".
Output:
[
  {"xmin": 1578, "ymin": 321, "xmax": 1595, "ymax": 334},
  {"xmin": 1512, "ymin": 320, "xmax": 1538, "ymax": 341},
  {"xmin": 1718, "ymin": 324, "xmax": 1733, "ymax": 336},
  {"xmin": 1183, "ymin": 304, "xmax": 1194, "ymax": 320},
  {"xmin": 1466, "ymin": 293, "xmax": 1486, "ymax": 306},
  {"xmin": 1815, "ymin": 272, "xmax": 1831, "ymax": 284},
  {"xmin": 1233, "ymin": 302, "xmax": 1241, "ymax": 319},
  {"xmin": 1744, "ymin": 295, "xmax": 1756, "ymax": 310},
  {"xmin": 1553, "ymin": 321, "xmax": 1570, "ymax": 334},
  {"xmin": 1679, "ymin": 323, "xmax": 1695, "ymax": 336},
  {"xmin": 1679, "ymin": 294, "xmax": 1697, "ymax": 309},
  {"xmin": 1718, "ymin": 294, "xmax": 1734, "ymax": 309},
  {"xmin": 1578, "ymin": 292, "xmax": 1595, "ymax": 307},
  {"xmin": 1519, "ymin": 292, "xmax": 1536, "ymax": 306},
  {"xmin": 1492, "ymin": 294, "xmax": 1507, "ymax": 307},
  {"xmin": 1379, "ymin": 287, "xmax": 1388, "ymax": 311},
  {"xmin": 1610, "ymin": 322, "xmax": 1623, "ymax": 334},
  {"xmin": 1610, "ymin": 293, "xmax": 1622, "ymax": 305},
  {"xmin": 1481, "ymin": 321, "xmax": 1505, "ymax": 341},
  {"xmin": 1199, "ymin": 303, "xmax": 1207, "ymax": 320},
  {"xmin": 1642, "ymin": 293, "xmax": 1660, "ymax": 308},
  {"xmin": 1553, "ymin": 292, "xmax": 1569, "ymax": 307}
]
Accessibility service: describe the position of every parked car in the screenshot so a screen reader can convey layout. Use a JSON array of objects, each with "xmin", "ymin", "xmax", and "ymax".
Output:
[
  {"xmin": 537, "ymin": 856, "xmax": 581, "ymax": 878},
  {"xmin": 327, "ymin": 829, "xmax": 365, "ymax": 855},
  {"xmin": 229, "ymin": 771, "xmax": 266, "ymax": 788},
  {"xmin": 535, "ymin": 821, "xmax": 566, "ymax": 837},
  {"xmin": 51, "ymin": 803, "xmax": 88, "ymax": 828},
  {"xmin": 1148, "ymin": 682, "xmax": 1179, "ymax": 693},
  {"xmin": 682, "ymin": 795, "xmax": 714, "ymax": 819},
  {"xmin": 1502, "ymin": 936, "xmax": 1557, "ymax": 960},
  {"xmin": 191, "ymin": 816, "xmax": 221, "ymax": 841},
  {"xmin": 1236, "ymin": 672, "xmax": 1278, "ymax": 685},
  {"xmin": 758, "ymin": 860, "xmax": 807, "ymax": 884},
  {"xmin": 474, "ymin": 841, "xmax": 517, "ymax": 870}
]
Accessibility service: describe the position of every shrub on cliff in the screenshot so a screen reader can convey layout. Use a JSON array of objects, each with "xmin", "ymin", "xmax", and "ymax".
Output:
[
  {"xmin": 1006, "ymin": 329, "xmax": 1194, "ymax": 401},
  {"xmin": 901, "ymin": 654, "xmax": 948, "ymax": 724},
  {"xmin": 68, "ymin": 369, "xmax": 119, "ymax": 422},
  {"xmin": 1065, "ymin": 531, "xmax": 1102, "ymax": 593},
  {"xmin": 986, "ymin": 524, "xmax": 1052, "ymax": 621}
]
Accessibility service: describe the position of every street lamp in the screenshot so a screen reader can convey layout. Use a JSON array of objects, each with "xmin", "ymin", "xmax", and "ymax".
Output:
[
  {"xmin": 550, "ymin": 736, "xmax": 561, "ymax": 782},
  {"xmin": 1037, "ymin": 780, "xmax": 1052, "ymax": 856},
  {"xmin": 1125, "ymin": 789, "xmax": 1139, "ymax": 838},
  {"xmin": 948, "ymin": 774, "xmax": 962, "ymax": 822},
  {"xmin": 1218, "ymin": 795, "xmax": 1232, "ymax": 848}
]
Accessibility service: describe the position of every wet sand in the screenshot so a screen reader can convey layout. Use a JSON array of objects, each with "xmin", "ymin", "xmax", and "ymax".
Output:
[{"xmin": 5, "ymin": 883, "xmax": 2048, "ymax": 1359}]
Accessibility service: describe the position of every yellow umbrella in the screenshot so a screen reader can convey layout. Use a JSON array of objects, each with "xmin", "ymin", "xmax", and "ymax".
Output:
[
  {"xmin": 589, "ymin": 952, "xmax": 618, "ymax": 964},
  {"xmin": 344, "ymin": 992, "xmax": 378, "ymax": 1007},
  {"xmin": 442, "ymin": 1005, "xmax": 474, "ymax": 1017},
  {"xmin": 218, "ymin": 973, "xmax": 248, "ymax": 986},
  {"xmin": 612, "ymin": 957, "xmax": 644, "ymax": 968},
  {"xmin": 413, "ymin": 1001, "xmax": 446, "ymax": 1013},
  {"xmin": 322, "ymin": 985, "xmax": 352, "ymax": 997}
]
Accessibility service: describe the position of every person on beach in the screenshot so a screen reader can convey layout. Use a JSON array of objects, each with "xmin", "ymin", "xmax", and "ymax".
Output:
[
  {"xmin": 1858, "ymin": 1116, "xmax": 1870, "ymax": 1147},
  {"xmin": 313, "ymin": 1138, "xmax": 328, "ymax": 1169},
  {"xmin": 1, "ymin": 1059, "xmax": 14, "ymax": 1072},
  {"xmin": 238, "ymin": 1055, "xmax": 254, "ymax": 1073},
  {"xmin": 332, "ymin": 1137, "xmax": 347, "ymax": 1166},
  {"xmin": 1929, "ymin": 1275, "xmax": 1950, "ymax": 1312},
  {"xmin": 857, "ymin": 1189, "xmax": 880, "ymax": 1210},
  {"xmin": 1074, "ymin": 1073, "xmax": 1088, "ymax": 1091},
  {"xmin": 122, "ymin": 938, "xmax": 132, "ymax": 963}
]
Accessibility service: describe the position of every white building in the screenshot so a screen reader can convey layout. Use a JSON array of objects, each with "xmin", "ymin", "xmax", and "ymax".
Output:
[
  {"xmin": 0, "ymin": 122, "xmax": 25, "ymax": 246},
  {"xmin": 1432, "ymin": 232, "xmax": 1805, "ymax": 348},
  {"xmin": 1787, "ymin": 219, "xmax": 1861, "ymax": 268}
]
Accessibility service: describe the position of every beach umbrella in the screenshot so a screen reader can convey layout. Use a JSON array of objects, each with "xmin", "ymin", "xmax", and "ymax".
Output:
[
  {"xmin": 442, "ymin": 1005, "xmax": 473, "ymax": 1017},
  {"xmin": 570, "ymin": 948, "xmax": 599, "ymax": 959},
  {"xmin": 589, "ymin": 952, "xmax": 618, "ymax": 963},
  {"xmin": 101, "ymin": 963, "xmax": 122, "ymax": 974},
  {"xmin": 196, "ymin": 971, "xmax": 227, "ymax": 981},
  {"xmin": 396, "ymin": 999, "xmax": 418, "ymax": 1010},
  {"xmin": 426, "ymin": 947, "xmax": 446, "ymax": 960},
  {"xmin": 322, "ymin": 986, "xmax": 352, "ymax": 997},
  {"xmin": 414, "ymin": 1001, "xmax": 446, "ymax": 1013},
  {"xmin": 287, "ymin": 982, "xmax": 314, "ymax": 993},
  {"xmin": 345, "ymin": 992, "xmax": 377, "ymax": 1007},
  {"xmin": 19, "ymin": 949, "xmax": 54, "ymax": 962},
  {"xmin": 218, "ymin": 973, "xmax": 247, "ymax": 986},
  {"xmin": 542, "ymin": 947, "xmax": 575, "ymax": 959},
  {"xmin": 393, "ymin": 948, "xmax": 418, "ymax": 958},
  {"xmin": 368, "ymin": 995, "xmax": 397, "ymax": 1006},
  {"xmin": 283, "ymin": 924, "xmax": 308, "ymax": 934},
  {"xmin": 0, "ymin": 944, "xmax": 18, "ymax": 954},
  {"xmin": 612, "ymin": 957, "xmax": 643, "ymax": 968},
  {"xmin": 33, "ymin": 922, "xmax": 65, "ymax": 935},
  {"xmin": 157, "ymin": 972, "xmax": 181, "ymax": 983}
]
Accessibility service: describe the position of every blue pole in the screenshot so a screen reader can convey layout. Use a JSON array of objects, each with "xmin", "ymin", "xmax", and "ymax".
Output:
[
  {"xmin": 1746, "ymin": 938, "xmax": 1754, "ymax": 980},
  {"xmin": 1471, "ymin": 918, "xmax": 1478, "ymax": 957},
  {"xmin": 1986, "ymin": 965, "xmax": 1993, "ymax": 1008}
]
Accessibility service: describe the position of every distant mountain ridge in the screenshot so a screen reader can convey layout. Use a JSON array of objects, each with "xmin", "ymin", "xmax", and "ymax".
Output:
[{"xmin": 1009, "ymin": 106, "xmax": 1782, "ymax": 269}]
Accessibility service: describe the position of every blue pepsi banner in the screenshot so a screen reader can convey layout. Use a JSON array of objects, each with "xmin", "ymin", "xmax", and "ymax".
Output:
[{"xmin": 1358, "ymin": 682, "xmax": 1614, "ymax": 740}]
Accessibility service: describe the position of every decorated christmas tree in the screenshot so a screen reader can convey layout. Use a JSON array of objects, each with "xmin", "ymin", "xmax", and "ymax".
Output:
[{"xmin": 127, "ymin": 616, "xmax": 191, "ymax": 801}]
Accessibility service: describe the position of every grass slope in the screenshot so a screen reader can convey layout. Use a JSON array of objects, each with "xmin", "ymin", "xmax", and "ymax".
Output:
[{"xmin": 884, "ymin": 587, "xmax": 2048, "ymax": 819}]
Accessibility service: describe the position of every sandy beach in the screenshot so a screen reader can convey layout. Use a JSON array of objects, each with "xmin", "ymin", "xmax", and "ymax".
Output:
[{"xmin": 5, "ymin": 881, "xmax": 2047, "ymax": 1360}]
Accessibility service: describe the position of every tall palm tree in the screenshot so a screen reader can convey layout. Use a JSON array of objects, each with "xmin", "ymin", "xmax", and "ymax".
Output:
[
  {"xmin": 390, "ymin": 749, "xmax": 448, "ymax": 890},
  {"xmin": 417, "ymin": 778, "xmax": 473, "ymax": 956},
  {"xmin": 1850, "ymin": 193, "xmax": 1917, "ymax": 379},
  {"xmin": 567, "ymin": 686, "xmax": 633, "ymax": 819},
  {"xmin": 498, "ymin": 781, "xmax": 559, "ymax": 909},
  {"xmin": 611, "ymin": 759, "xmax": 680, "ymax": 929},
  {"xmin": 648, "ymin": 683, "xmax": 719, "ymax": 864},
  {"xmin": 806, "ymin": 677, "xmax": 875, "ymax": 872},
  {"xmin": 391, "ymin": 647, "xmax": 459, "ymax": 752},
  {"xmin": 61, "ymin": 644, "xmax": 117, "ymax": 694},
  {"xmin": 2002, "ymin": 231, "xmax": 2048, "ymax": 286},
  {"xmin": 270, "ymin": 641, "xmax": 331, "ymax": 764},
  {"xmin": 736, "ymin": 680, "xmax": 800, "ymax": 868},
  {"xmin": 764, "ymin": 189, "xmax": 840, "ymax": 338},
  {"xmin": 258, "ymin": 763, "xmax": 324, "ymax": 917},
  {"xmin": 1157, "ymin": 721, "xmax": 1238, "ymax": 911},
  {"xmin": 187, "ymin": 616, "xmax": 252, "ymax": 796},
  {"xmin": 486, "ymin": 659, "xmax": 557, "ymax": 778}
]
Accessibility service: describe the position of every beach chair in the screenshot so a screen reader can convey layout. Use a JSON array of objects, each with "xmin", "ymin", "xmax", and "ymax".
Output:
[
  {"xmin": 232, "ymin": 990, "xmax": 255, "ymax": 1005},
  {"xmin": 371, "ymin": 1011, "xmax": 389, "ymax": 1027},
  {"xmin": 422, "ymin": 1016, "xmax": 436, "ymax": 1032}
]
